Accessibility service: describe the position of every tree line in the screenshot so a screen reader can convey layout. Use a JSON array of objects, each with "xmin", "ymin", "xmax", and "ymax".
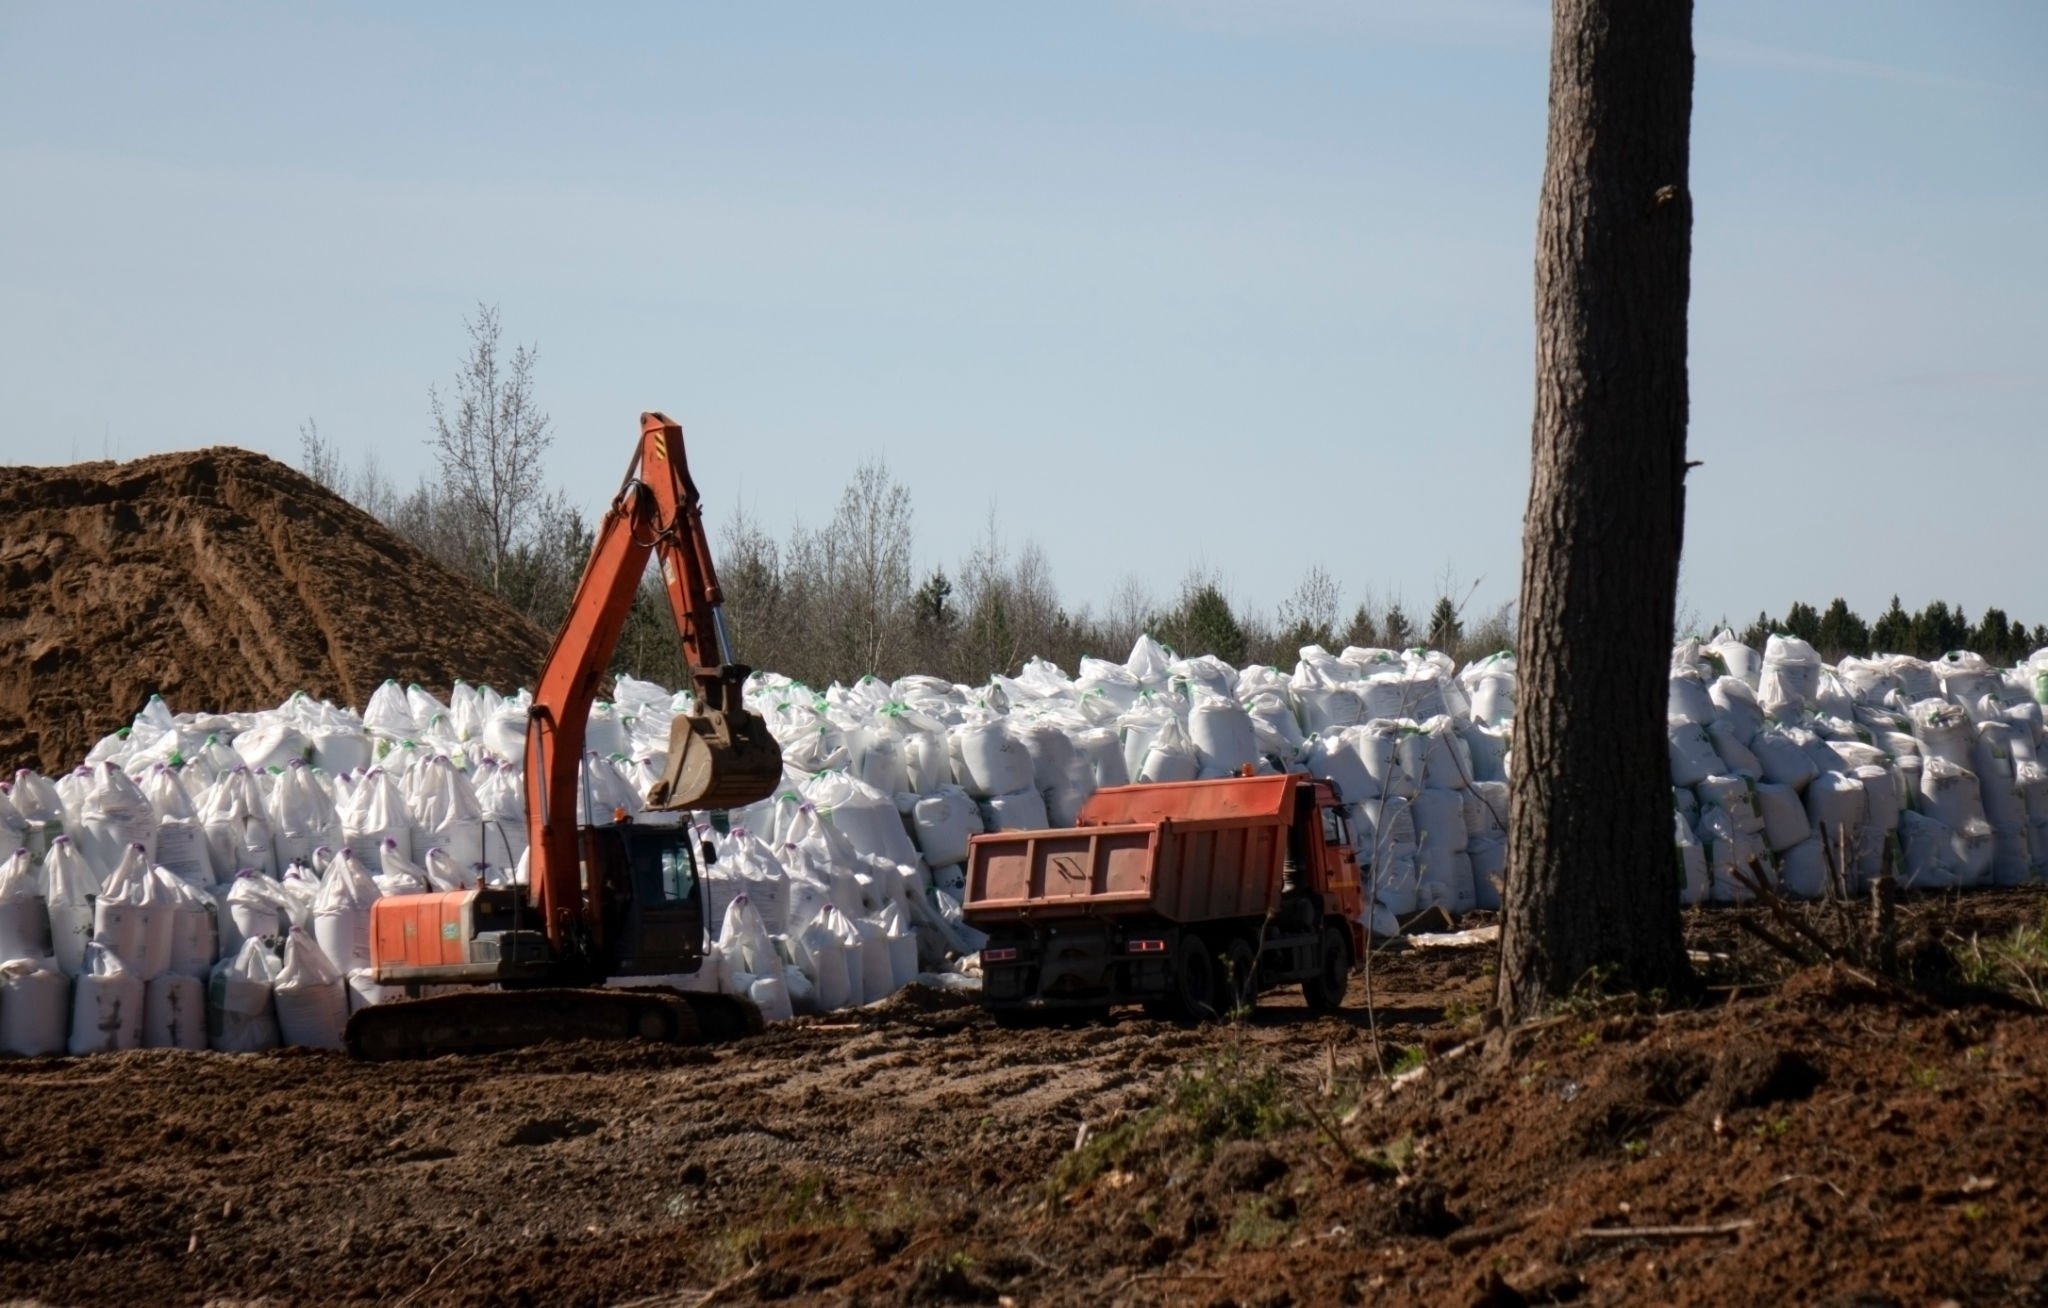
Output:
[
  {"xmin": 699, "ymin": 506, "xmax": 1516, "ymax": 691},
  {"xmin": 301, "ymin": 305, "xmax": 1517, "ymax": 693},
  {"xmin": 302, "ymin": 307, "xmax": 2044, "ymax": 695},
  {"xmin": 1729, "ymin": 597, "xmax": 2040, "ymax": 665}
]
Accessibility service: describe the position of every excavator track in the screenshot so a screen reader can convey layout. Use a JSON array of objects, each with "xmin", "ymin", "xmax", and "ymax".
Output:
[{"xmin": 344, "ymin": 988, "xmax": 765, "ymax": 1061}]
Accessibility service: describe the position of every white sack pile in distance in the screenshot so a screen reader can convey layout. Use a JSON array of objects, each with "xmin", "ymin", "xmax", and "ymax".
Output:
[
  {"xmin": 7, "ymin": 637, "xmax": 2047, "ymax": 1055},
  {"xmin": 1668, "ymin": 637, "xmax": 2048, "ymax": 903},
  {"xmin": 728, "ymin": 635, "xmax": 1519, "ymax": 946}
]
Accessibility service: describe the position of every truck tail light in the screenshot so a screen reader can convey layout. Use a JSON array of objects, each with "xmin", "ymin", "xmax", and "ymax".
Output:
[
  {"xmin": 1126, "ymin": 938, "xmax": 1167, "ymax": 954},
  {"xmin": 983, "ymin": 946, "xmax": 1019, "ymax": 963}
]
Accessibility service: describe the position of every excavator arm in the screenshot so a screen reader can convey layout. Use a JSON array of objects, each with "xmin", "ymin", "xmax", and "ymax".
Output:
[{"xmin": 522, "ymin": 412, "xmax": 783, "ymax": 947}]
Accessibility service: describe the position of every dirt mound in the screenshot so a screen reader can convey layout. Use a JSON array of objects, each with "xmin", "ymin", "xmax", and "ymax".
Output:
[{"xmin": 0, "ymin": 447, "xmax": 551, "ymax": 772}]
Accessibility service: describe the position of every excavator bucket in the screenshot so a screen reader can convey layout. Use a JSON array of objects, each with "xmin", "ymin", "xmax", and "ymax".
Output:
[{"xmin": 651, "ymin": 704, "xmax": 784, "ymax": 811}]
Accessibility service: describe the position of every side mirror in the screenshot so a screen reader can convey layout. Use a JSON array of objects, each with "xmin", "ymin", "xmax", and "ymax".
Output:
[{"xmin": 700, "ymin": 839, "xmax": 718, "ymax": 867}]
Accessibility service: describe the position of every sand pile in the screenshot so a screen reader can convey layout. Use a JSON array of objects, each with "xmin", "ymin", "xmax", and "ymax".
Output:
[{"xmin": 0, "ymin": 447, "xmax": 550, "ymax": 771}]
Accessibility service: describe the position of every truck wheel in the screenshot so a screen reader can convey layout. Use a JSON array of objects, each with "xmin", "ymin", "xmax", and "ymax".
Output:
[
  {"xmin": 1170, "ymin": 936, "xmax": 1219, "ymax": 1023},
  {"xmin": 1221, "ymin": 938, "xmax": 1259, "ymax": 1021},
  {"xmin": 1301, "ymin": 924, "xmax": 1352, "ymax": 1013}
]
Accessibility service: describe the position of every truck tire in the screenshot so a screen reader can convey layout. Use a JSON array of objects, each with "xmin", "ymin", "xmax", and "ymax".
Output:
[
  {"xmin": 1301, "ymin": 923, "xmax": 1352, "ymax": 1013},
  {"xmin": 1169, "ymin": 935, "xmax": 1219, "ymax": 1022},
  {"xmin": 1221, "ymin": 938, "xmax": 1258, "ymax": 1020}
]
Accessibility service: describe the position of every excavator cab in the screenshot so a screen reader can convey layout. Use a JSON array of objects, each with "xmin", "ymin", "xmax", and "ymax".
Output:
[{"xmin": 590, "ymin": 821, "xmax": 706, "ymax": 976}]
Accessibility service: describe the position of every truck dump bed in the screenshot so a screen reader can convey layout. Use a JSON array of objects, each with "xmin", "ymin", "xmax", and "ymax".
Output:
[{"xmin": 964, "ymin": 774, "xmax": 1295, "ymax": 925}]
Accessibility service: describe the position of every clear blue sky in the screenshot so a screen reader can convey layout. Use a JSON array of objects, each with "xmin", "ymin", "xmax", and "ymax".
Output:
[{"xmin": 3, "ymin": 1, "xmax": 2043, "ymax": 643}]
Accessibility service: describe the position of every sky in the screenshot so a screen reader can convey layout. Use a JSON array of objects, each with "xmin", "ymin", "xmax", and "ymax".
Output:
[{"xmin": 2, "ymin": 0, "xmax": 2044, "ymax": 644}]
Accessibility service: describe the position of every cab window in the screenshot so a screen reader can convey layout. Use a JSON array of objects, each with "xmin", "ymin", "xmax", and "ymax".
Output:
[
  {"xmin": 626, "ymin": 834, "xmax": 698, "ymax": 906},
  {"xmin": 1320, "ymin": 805, "xmax": 1344, "ymax": 847},
  {"xmin": 659, "ymin": 843, "xmax": 696, "ymax": 903}
]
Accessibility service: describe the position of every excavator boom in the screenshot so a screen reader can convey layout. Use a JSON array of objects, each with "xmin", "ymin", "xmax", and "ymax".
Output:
[
  {"xmin": 625, "ymin": 414, "xmax": 782, "ymax": 810},
  {"xmin": 525, "ymin": 412, "xmax": 782, "ymax": 943}
]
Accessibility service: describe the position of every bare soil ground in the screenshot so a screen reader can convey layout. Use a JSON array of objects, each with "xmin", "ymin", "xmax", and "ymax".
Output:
[
  {"xmin": 2, "ymin": 891, "xmax": 2045, "ymax": 1307},
  {"xmin": 0, "ymin": 448, "xmax": 550, "ymax": 773}
]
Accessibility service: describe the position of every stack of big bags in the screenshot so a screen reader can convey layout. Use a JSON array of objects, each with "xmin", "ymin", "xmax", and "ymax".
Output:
[
  {"xmin": 732, "ymin": 636, "xmax": 1516, "ymax": 948},
  {"xmin": 5, "ymin": 637, "xmax": 2046, "ymax": 1055},
  {"xmin": 0, "ymin": 682, "xmax": 584, "ymax": 1057},
  {"xmin": 1668, "ymin": 636, "xmax": 2048, "ymax": 902}
]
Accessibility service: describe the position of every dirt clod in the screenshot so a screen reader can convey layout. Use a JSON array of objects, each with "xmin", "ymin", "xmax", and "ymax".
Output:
[
  {"xmin": 1389, "ymin": 1179, "xmax": 1464, "ymax": 1238},
  {"xmin": 1702, "ymin": 1041, "xmax": 1825, "ymax": 1115},
  {"xmin": 1211, "ymin": 1140, "xmax": 1289, "ymax": 1192},
  {"xmin": 1568, "ymin": 1045, "xmax": 1713, "ymax": 1154},
  {"xmin": 502, "ymin": 1114, "xmax": 601, "ymax": 1147}
]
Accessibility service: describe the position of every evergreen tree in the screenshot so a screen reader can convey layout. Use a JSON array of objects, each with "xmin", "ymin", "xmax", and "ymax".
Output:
[
  {"xmin": 1972, "ymin": 607, "xmax": 2014, "ymax": 664},
  {"xmin": 1908, "ymin": 601, "xmax": 1948, "ymax": 659},
  {"xmin": 1871, "ymin": 595, "xmax": 1911, "ymax": 653},
  {"xmin": 1813, "ymin": 598, "xmax": 1870, "ymax": 661},
  {"xmin": 1909, "ymin": 600, "xmax": 1970, "ymax": 658},
  {"xmin": 1381, "ymin": 603, "xmax": 1415, "ymax": 651},
  {"xmin": 912, "ymin": 569, "xmax": 955, "ymax": 631},
  {"xmin": 1160, "ymin": 582, "xmax": 1248, "ymax": 666},
  {"xmin": 1276, "ymin": 614, "xmax": 1334, "ymax": 660},
  {"xmin": 963, "ymin": 588, "xmax": 1013, "ymax": 678},
  {"xmin": 1942, "ymin": 601, "xmax": 1972, "ymax": 654},
  {"xmin": 1342, "ymin": 603, "xmax": 1379, "ymax": 651},
  {"xmin": 1781, "ymin": 600, "xmax": 1822, "ymax": 644},
  {"xmin": 1427, "ymin": 595, "xmax": 1463, "ymax": 653}
]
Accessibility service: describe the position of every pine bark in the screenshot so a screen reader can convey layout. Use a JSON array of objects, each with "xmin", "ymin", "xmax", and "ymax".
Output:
[{"xmin": 1497, "ymin": 0, "xmax": 1696, "ymax": 1020}]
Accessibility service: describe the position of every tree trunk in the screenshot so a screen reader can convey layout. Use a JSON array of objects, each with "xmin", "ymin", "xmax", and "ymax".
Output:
[{"xmin": 1497, "ymin": 0, "xmax": 1696, "ymax": 1021}]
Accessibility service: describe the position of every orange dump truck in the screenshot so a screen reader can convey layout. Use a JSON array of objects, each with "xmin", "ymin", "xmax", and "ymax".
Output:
[{"xmin": 962, "ymin": 773, "xmax": 1365, "ymax": 1023}]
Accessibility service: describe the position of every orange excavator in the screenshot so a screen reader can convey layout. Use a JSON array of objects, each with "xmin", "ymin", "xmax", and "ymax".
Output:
[{"xmin": 344, "ymin": 413, "xmax": 786, "ymax": 1059}]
